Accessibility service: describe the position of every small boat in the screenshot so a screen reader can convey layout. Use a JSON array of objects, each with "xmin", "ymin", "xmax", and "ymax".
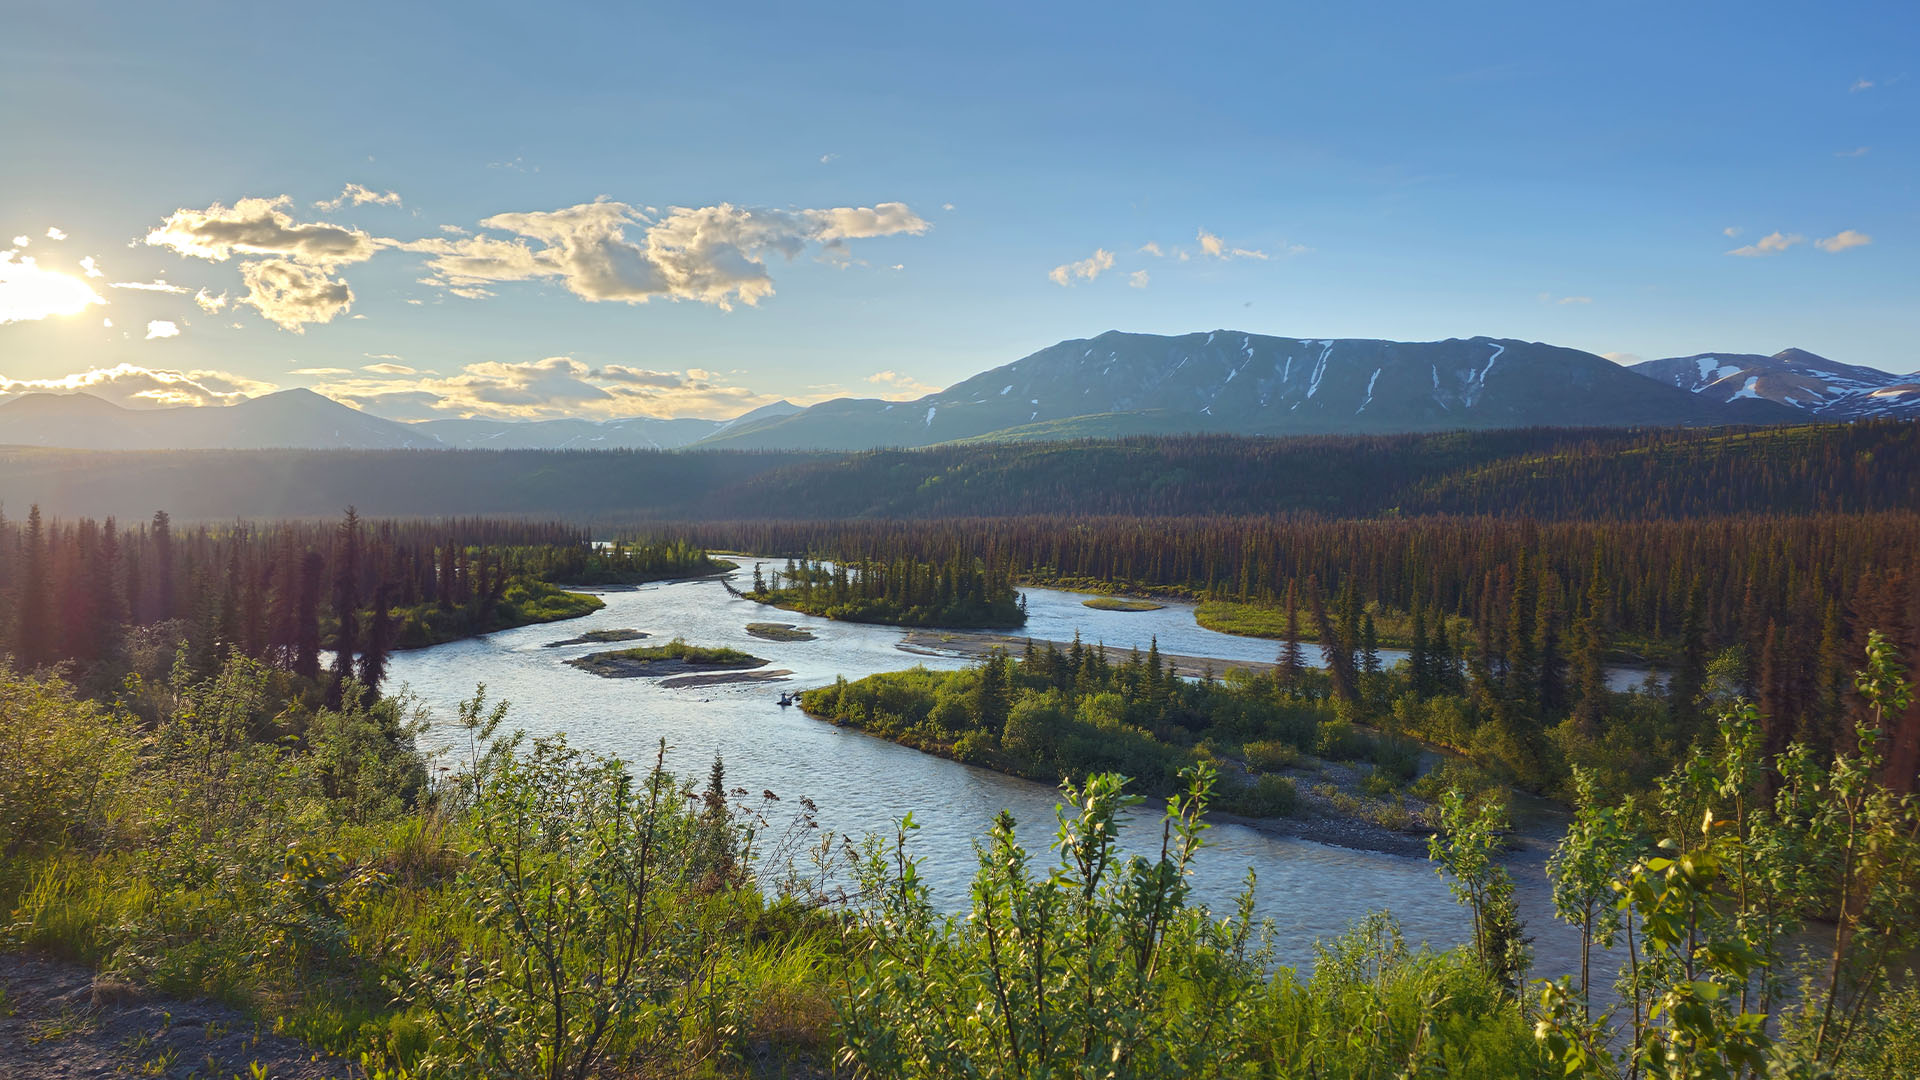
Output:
[{"xmin": 777, "ymin": 692, "xmax": 794, "ymax": 707}]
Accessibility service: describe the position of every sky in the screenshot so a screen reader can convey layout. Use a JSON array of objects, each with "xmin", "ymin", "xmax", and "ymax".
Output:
[{"xmin": 0, "ymin": 1, "xmax": 1913, "ymax": 421}]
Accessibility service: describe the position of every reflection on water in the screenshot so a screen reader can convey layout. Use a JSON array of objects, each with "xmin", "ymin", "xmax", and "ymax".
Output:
[{"xmin": 387, "ymin": 573, "xmax": 1607, "ymax": 975}]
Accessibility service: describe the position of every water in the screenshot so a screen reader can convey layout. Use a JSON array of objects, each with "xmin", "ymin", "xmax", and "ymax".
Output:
[{"xmin": 386, "ymin": 573, "xmax": 1600, "ymax": 975}]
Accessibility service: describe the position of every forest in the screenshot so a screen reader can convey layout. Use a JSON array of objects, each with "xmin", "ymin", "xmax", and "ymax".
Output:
[
  {"xmin": 4, "ymin": 418, "xmax": 1916, "ymax": 523},
  {"xmin": 0, "ymin": 505, "xmax": 719, "ymax": 698},
  {"xmin": 742, "ymin": 553, "xmax": 1025, "ymax": 628}
]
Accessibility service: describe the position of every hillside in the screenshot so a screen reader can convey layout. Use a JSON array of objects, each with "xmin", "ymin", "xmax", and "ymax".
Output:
[{"xmin": 3, "ymin": 420, "xmax": 1914, "ymax": 523}]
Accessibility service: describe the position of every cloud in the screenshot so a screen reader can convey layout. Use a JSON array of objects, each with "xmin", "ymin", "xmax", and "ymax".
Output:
[
  {"xmin": 1047, "ymin": 248, "xmax": 1116, "ymax": 286},
  {"xmin": 362, "ymin": 362, "xmax": 418, "ymax": 375},
  {"xmin": 1129, "ymin": 270, "xmax": 1150, "ymax": 289},
  {"xmin": 1723, "ymin": 226, "xmax": 1743, "ymax": 238},
  {"xmin": 147, "ymin": 195, "xmax": 380, "ymax": 265},
  {"xmin": 238, "ymin": 258, "xmax": 354, "ymax": 331},
  {"xmin": 110, "ymin": 279, "xmax": 189, "ymax": 293},
  {"xmin": 44, "ymin": 227, "xmax": 66, "ymax": 241},
  {"xmin": 1726, "ymin": 231, "xmax": 1804, "ymax": 257},
  {"xmin": 865, "ymin": 370, "xmax": 941, "ymax": 398},
  {"xmin": 1836, "ymin": 146, "xmax": 1870, "ymax": 157},
  {"xmin": 145, "ymin": 320, "xmax": 180, "ymax": 339},
  {"xmin": 194, "ymin": 288, "xmax": 229, "ymax": 312},
  {"xmin": 289, "ymin": 367, "xmax": 354, "ymax": 376},
  {"xmin": 0, "ymin": 363, "xmax": 275, "ymax": 407},
  {"xmin": 308, "ymin": 355, "xmax": 795, "ymax": 420},
  {"xmin": 1815, "ymin": 229, "xmax": 1872, "ymax": 253},
  {"xmin": 1601, "ymin": 352, "xmax": 1644, "ymax": 366},
  {"xmin": 0, "ymin": 251, "xmax": 107, "ymax": 323},
  {"xmin": 78, "ymin": 256, "xmax": 103, "ymax": 278},
  {"xmin": 364, "ymin": 352, "xmax": 404, "ymax": 361},
  {"xmin": 315, "ymin": 183, "xmax": 402, "ymax": 211},
  {"xmin": 1197, "ymin": 229, "xmax": 1268, "ymax": 260},
  {"xmin": 819, "ymin": 153, "xmax": 838, "ymax": 164},
  {"xmin": 1541, "ymin": 294, "xmax": 1593, "ymax": 305},
  {"xmin": 1139, "ymin": 242, "xmax": 1164, "ymax": 257},
  {"xmin": 405, "ymin": 198, "xmax": 929, "ymax": 310},
  {"xmin": 1851, "ymin": 78, "xmax": 1874, "ymax": 92},
  {"xmin": 941, "ymin": 202, "xmax": 955, "ymax": 211},
  {"xmin": 11, "ymin": 236, "xmax": 27, "ymax": 247}
]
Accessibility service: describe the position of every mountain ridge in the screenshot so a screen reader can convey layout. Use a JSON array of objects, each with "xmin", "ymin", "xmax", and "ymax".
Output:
[{"xmin": 6, "ymin": 331, "xmax": 1909, "ymax": 452}]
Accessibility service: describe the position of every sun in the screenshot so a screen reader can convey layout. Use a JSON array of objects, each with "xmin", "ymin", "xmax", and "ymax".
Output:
[{"xmin": 0, "ymin": 250, "xmax": 106, "ymax": 324}]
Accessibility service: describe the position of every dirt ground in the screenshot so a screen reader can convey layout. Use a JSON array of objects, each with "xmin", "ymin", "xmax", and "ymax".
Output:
[{"xmin": 0, "ymin": 952, "xmax": 351, "ymax": 1080}]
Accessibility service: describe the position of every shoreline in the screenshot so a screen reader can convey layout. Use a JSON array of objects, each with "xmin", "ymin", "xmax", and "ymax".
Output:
[{"xmin": 895, "ymin": 628, "xmax": 1282, "ymax": 680}]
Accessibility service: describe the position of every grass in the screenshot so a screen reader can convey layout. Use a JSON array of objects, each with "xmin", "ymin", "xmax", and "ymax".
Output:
[
  {"xmin": 745, "ymin": 622, "xmax": 817, "ymax": 642},
  {"xmin": 1081, "ymin": 597, "xmax": 1164, "ymax": 612},
  {"xmin": 588, "ymin": 639, "xmax": 764, "ymax": 666}
]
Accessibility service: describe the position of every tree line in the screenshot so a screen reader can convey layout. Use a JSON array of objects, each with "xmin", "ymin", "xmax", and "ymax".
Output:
[
  {"xmin": 0, "ymin": 507, "xmax": 709, "ymax": 699},
  {"xmin": 6, "ymin": 419, "xmax": 1916, "ymax": 523}
]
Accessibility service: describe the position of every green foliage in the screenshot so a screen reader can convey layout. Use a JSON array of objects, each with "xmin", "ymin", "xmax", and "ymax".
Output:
[
  {"xmin": 752, "ymin": 553, "xmax": 1024, "ymax": 629},
  {"xmin": 1430, "ymin": 791, "xmax": 1530, "ymax": 995},
  {"xmin": 1081, "ymin": 596, "xmax": 1164, "ymax": 611},
  {"xmin": 839, "ymin": 768, "xmax": 1546, "ymax": 1078},
  {"xmin": 0, "ymin": 665, "xmax": 136, "ymax": 857}
]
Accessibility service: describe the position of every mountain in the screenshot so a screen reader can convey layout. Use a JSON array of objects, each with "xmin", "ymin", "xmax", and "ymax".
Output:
[
  {"xmin": 0, "ymin": 391, "xmax": 807, "ymax": 452},
  {"xmin": 695, "ymin": 331, "xmax": 1802, "ymax": 450},
  {"xmin": 0, "ymin": 388, "xmax": 435, "ymax": 450},
  {"xmin": 1629, "ymin": 349, "xmax": 1920, "ymax": 419},
  {"xmin": 414, "ymin": 400, "xmax": 802, "ymax": 450}
]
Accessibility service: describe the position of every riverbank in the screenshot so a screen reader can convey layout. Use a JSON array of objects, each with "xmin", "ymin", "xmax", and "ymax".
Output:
[{"xmin": 894, "ymin": 627, "xmax": 1280, "ymax": 679}]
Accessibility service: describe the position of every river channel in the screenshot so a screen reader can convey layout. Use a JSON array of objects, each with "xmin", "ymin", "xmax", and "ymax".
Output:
[{"xmin": 387, "ymin": 572, "xmax": 1618, "ymax": 977}]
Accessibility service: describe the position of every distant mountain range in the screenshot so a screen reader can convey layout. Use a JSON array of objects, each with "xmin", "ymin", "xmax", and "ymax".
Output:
[
  {"xmin": 0, "ymin": 390, "xmax": 802, "ymax": 452},
  {"xmin": 1627, "ymin": 348, "xmax": 1920, "ymax": 419},
  {"xmin": 2, "ymin": 332, "xmax": 1912, "ymax": 452}
]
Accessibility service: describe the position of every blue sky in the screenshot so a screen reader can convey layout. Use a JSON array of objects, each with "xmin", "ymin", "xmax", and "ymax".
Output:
[{"xmin": 0, "ymin": 1, "xmax": 1912, "ymax": 419}]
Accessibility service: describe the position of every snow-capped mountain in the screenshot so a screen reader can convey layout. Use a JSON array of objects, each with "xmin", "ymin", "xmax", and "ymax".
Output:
[
  {"xmin": 697, "ymin": 331, "xmax": 1800, "ymax": 450},
  {"xmin": 1629, "ymin": 349, "xmax": 1920, "ymax": 419}
]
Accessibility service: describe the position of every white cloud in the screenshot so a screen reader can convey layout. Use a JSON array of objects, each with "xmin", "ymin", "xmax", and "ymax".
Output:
[
  {"xmin": 1047, "ymin": 248, "xmax": 1116, "ymax": 286},
  {"xmin": 1851, "ymin": 78, "xmax": 1874, "ymax": 92},
  {"xmin": 1139, "ymin": 242, "xmax": 1164, "ymax": 257},
  {"xmin": 363, "ymin": 362, "xmax": 418, "ymax": 375},
  {"xmin": 145, "ymin": 320, "xmax": 180, "ymax": 339},
  {"xmin": 405, "ymin": 198, "xmax": 929, "ymax": 310},
  {"xmin": 315, "ymin": 183, "xmax": 402, "ymax": 211},
  {"xmin": 102, "ymin": 318, "xmax": 111, "ymax": 327},
  {"xmin": 309, "ymin": 355, "xmax": 794, "ymax": 420},
  {"xmin": 1129, "ymin": 269, "xmax": 1150, "ymax": 289},
  {"xmin": 1197, "ymin": 229, "xmax": 1268, "ymax": 260},
  {"xmin": 147, "ymin": 195, "xmax": 380, "ymax": 265},
  {"xmin": 941, "ymin": 202, "xmax": 955, "ymax": 211},
  {"xmin": 194, "ymin": 288, "xmax": 229, "ymax": 312},
  {"xmin": 1541, "ymin": 294, "xmax": 1593, "ymax": 305},
  {"xmin": 238, "ymin": 258, "xmax": 354, "ymax": 331},
  {"xmin": 110, "ymin": 279, "xmax": 189, "ymax": 293},
  {"xmin": 0, "ymin": 363, "xmax": 275, "ymax": 407},
  {"xmin": 1815, "ymin": 229, "xmax": 1872, "ymax": 253},
  {"xmin": 1726, "ymin": 231, "xmax": 1804, "ymax": 257},
  {"xmin": 78, "ymin": 255, "xmax": 103, "ymax": 278},
  {"xmin": 290, "ymin": 367, "xmax": 354, "ymax": 376},
  {"xmin": 44, "ymin": 227, "xmax": 66, "ymax": 240},
  {"xmin": 364, "ymin": 352, "xmax": 404, "ymax": 361},
  {"xmin": 1723, "ymin": 226, "xmax": 1743, "ymax": 238},
  {"xmin": 819, "ymin": 153, "xmax": 838, "ymax": 164},
  {"xmin": 865, "ymin": 369, "xmax": 941, "ymax": 398},
  {"xmin": 1836, "ymin": 146, "xmax": 1870, "ymax": 158},
  {"xmin": 10, "ymin": 236, "xmax": 28, "ymax": 247},
  {"xmin": 0, "ymin": 251, "xmax": 107, "ymax": 323}
]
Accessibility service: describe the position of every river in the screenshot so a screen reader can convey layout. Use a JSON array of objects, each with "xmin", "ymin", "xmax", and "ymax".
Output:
[{"xmin": 386, "ymin": 573, "xmax": 1612, "ymax": 977}]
